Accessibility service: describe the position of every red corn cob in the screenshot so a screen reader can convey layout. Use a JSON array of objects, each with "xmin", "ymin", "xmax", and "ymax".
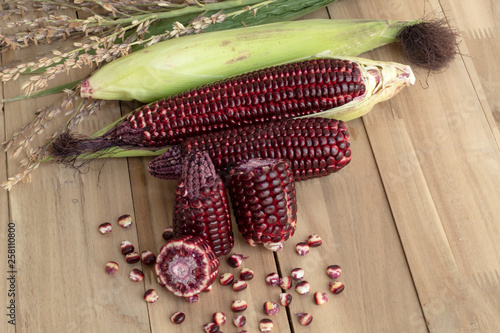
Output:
[
  {"xmin": 49, "ymin": 58, "xmax": 363, "ymax": 159},
  {"xmin": 155, "ymin": 235, "xmax": 219, "ymax": 297},
  {"xmin": 149, "ymin": 118, "xmax": 351, "ymax": 181},
  {"xmin": 173, "ymin": 151, "xmax": 234, "ymax": 257},
  {"xmin": 229, "ymin": 158, "xmax": 297, "ymax": 251}
]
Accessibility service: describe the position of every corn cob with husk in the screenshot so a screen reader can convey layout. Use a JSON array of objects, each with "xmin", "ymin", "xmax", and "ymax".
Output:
[
  {"xmin": 81, "ymin": 18, "xmax": 455, "ymax": 103},
  {"xmin": 148, "ymin": 118, "xmax": 351, "ymax": 181},
  {"xmin": 49, "ymin": 56, "xmax": 412, "ymax": 162}
]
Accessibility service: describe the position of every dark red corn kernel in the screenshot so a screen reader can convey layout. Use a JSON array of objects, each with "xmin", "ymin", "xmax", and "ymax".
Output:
[
  {"xmin": 141, "ymin": 251, "xmax": 156, "ymax": 265},
  {"xmin": 279, "ymin": 293, "xmax": 292, "ymax": 306},
  {"xmin": 266, "ymin": 273, "xmax": 280, "ymax": 286},
  {"xmin": 98, "ymin": 222, "xmax": 112, "ymax": 234},
  {"xmin": 279, "ymin": 276, "xmax": 292, "ymax": 290},
  {"xmin": 307, "ymin": 234, "xmax": 322, "ymax": 247},
  {"xmin": 203, "ymin": 322, "xmax": 220, "ymax": 333},
  {"xmin": 144, "ymin": 289, "xmax": 159, "ymax": 303},
  {"xmin": 290, "ymin": 268, "xmax": 305, "ymax": 281},
  {"xmin": 120, "ymin": 241, "xmax": 134, "ymax": 255},
  {"xmin": 125, "ymin": 252, "xmax": 141, "ymax": 264},
  {"xmin": 219, "ymin": 273, "xmax": 235, "ymax": 286},
  {"xmin": 232, "ymin": 300, "xmax": 248, "ymax": 312},
  {"xmin": 227, "ymin": 253, "xmax": 249, "ymax": 268},
  {"xmin": 233, "ymin": 315, "xmax": 246, "ymax": 328},
  {"xmin": 295, "ymin": 313, "xmax": 313, "ymax": 326},
  {"xmin": 105, "ymin": 261, "xmax": 119, "ymax": 274},
  {"xmin": 329, "ymin": 281, "xmax": 345, "ymax": 294},
  {"xmin": 263, "ymin": 301, "xmax": 280, "ymax": 315},
  {"xmin": 213, "ymin": 312, "xmax": 227, "ymax": 325},
  {"xmin": 233, "ymin": 280, "xmax": 248, "ymax": 292},
  {"xmin": 295, "ymin": 242, "xmax": 309, "ymax": 256},
  {"xmin": 172, "ymin": 151, "xmax": 233, "ymax": 257},
  {"xmin": 327, "ymin": 265, "xmax": 342, "ymax": 279},
  {"xmin": 117, "ymin": 214, "xmax": 133, "ymax": 228},
  {"xmin": 170, "ymin": 312, "xmax": 186, "ymax": 324},
  {"xmin": 149, "ymin": 118, "xmax": 351, "ymax": 182},
  {"xmin": 295, "ymin": 281, "xmax": 310, "ymax": 295},
  {"xmin": 259, "ymin": 318, "xmax": 274, "ymax": 332},
  {"xmin": 162, "ymin": 227, "xmax": 174, "ymax": 241},
  {"xmin": 314, "ymin": 292, "xmax": 329, "ymax": 305},
  {"xmin": 239, "ymin": 268, "xmax": 254, "ymax": 281},
  {"xmin": 129, "ymin": 269, "xmax": 144, "ymax": 282}
]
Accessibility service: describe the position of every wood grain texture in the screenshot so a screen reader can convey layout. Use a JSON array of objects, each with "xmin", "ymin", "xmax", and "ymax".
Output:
[
  {"xmin": 1, "ymin": 0, "xmax": 499, "ymax": 332},
  {"xmin": 1, "ymin": 53, "xmax": 17, "ymax": 333}
]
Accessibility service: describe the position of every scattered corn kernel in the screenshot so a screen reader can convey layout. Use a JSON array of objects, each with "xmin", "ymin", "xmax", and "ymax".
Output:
[
  {"xmin": 279, "ymin": 293, "xmax": 292, "ymax": 307},
  {"xmin": 314, "ymin": 292, "xmax": 329, "ymax": 305},
  {"xmin": 329, "ymin": 281, "xmax": 345, "ymax": 294},
  {"xmin": 144, "ymin": 289, "xmax": 159, "ymax": 303},
  {"xmin": 295, "ymin": 242, "xmax": 310, "ymax": 256},
  {"xmin": 219, "ymin": 273, "xmax": 235, "ymax": 286},
  {"xmin": 170, "ymin": 311, "xmax": 186, "ymax": 324},
  {"xmin": 232, "ymin": 300, "xmax": 247, "ymax": 312},
  {"xmin": 98, "ymin": 222, "xmax": 112, "ymax": 234},
  {"xmin": 162, "ymin": 227, "xmax": 174, "ymax": 241},
  {"xmin": 295, "ymin": 281, "xmax": 310, "ymax": 295},
  {"xmin": 227, "ymin": 253, "xmax": 249, "ymax": 268},
  {"xmin": 117, "ymin": 214, "xmax": 133, "ymax": 228},
  {"xmin": 307, "ymin": 234, "xmax": 322, "ymax": 247},
  {"xmin": 326, "ymin": 265, "xmax": 342, "ymax": 279},
  {"xmin": 295, "ymin": 313, "xmax": 313, "ymax": 326},
  {"xmin": 120, "ymin": 240, "xmax": 134, "ymax": 255},
  {"xmin": 233, "ymin": 280, "xmax": 248, "ymax": 292},
  {"xmin": 263, "ymin": 301, "xmax": 280, "ymax": 316},
  {"xmin": 279, "ymin": 276, "xmax": 292, "ymax": 290},
  {"xmin": 203, "ymin": 322, "xmax": 219, "ymax": 333},
  {"xmin": 290, "ymin": 268, "xmax": 304, "ymax": 281},
  {"xmin": 105, "ymin": 261, "xmax": 119, "ymax": 274},
  {"xmin": 265, "ymin": 273, "xmax": 280, "ymax": 286},
  {"xmin": 233, "ymin": 315, "xmax": 246, "ymax": 328},
  {"xmin": 129, "ymin": 268, "xmax": 144, "ymax": 282},
  {"xmin": 259, "ymin": 318, "xmax": 274, "ymax": 332},
  {"xmin": 240, "ymin": 268, "xmax": 254, "ymax": 281},
  {"xmin": 125, "ymin": 252, "xmax": 140, "ymax": 264},
  {"xmin": 141, "ymin": 250, "xmax": 156, "ymax": 265},
  {"xmin": 213, "ymin": 312, "xmax": 227, "ymax": 325}
]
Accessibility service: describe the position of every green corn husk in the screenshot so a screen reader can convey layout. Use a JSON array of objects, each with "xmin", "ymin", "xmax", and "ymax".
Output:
[{"xmin": 82, "ymin": 18, "xmax": 421, "ymax": 103}]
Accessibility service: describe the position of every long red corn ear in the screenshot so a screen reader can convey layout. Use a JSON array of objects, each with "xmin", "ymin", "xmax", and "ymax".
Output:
[
  {"xmin": 229, "ymin": 158, "xmax": 297, "ymax": 251},
  {"xmin": 149, "ymin": 117, "xmax": 351, "ymax": 181},
  {"xmin": 50, "ymin": 56, "xmax": 408, "ymax": 162},
  {"xmin": 173, "ymin": 151, "xmax": 234, "ymax": 257},
  {"xmin": 155, "ymin": 235, "xmax": 219, "ymax": 297}
]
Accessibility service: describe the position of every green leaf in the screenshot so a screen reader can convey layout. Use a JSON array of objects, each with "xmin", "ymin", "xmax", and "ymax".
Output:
[{"xmin": 1, "ymin": 80, "xmax": 80, "ymax": 103}]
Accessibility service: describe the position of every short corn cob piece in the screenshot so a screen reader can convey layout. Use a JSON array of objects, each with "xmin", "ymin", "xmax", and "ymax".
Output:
[
  {"xmin": 173, "ymin": 151, "xmax": 234, "ymax": 257},
  {"xmin": 148, "ymin": 117, "xmax": 350, "ymax": 181},
  {"xmin": 155, "ymin": 235, "xmax": 219, "ymax": 298},
  {"xmin": 49, "ymin": 56, "xmax": 411, "ymax": 162},
  {"xmin": 229, "ymin": 158, "xmax": 297, "ymax": 250}
]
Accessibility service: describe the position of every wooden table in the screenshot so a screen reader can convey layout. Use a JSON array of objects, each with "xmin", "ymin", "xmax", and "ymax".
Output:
[{"xmin": 1, "ymin": 0, "xmax": 499, "ymax": 332}]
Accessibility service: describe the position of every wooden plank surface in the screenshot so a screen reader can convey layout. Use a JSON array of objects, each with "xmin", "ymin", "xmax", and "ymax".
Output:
[{"xmin": 1, "ymin": 0, "xmax": 499, "ymax": 332}]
